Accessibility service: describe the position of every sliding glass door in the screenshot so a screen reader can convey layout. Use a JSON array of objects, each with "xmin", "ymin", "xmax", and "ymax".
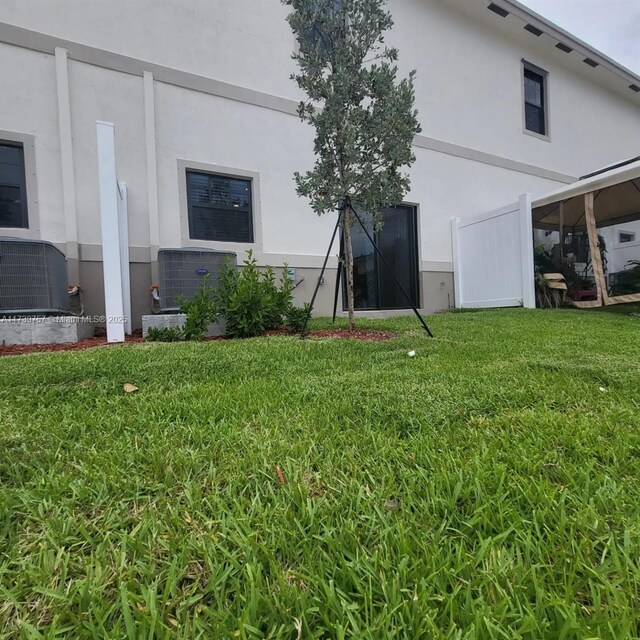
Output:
[{"xmin": 345, "ymin": 204, "xmax": 419, "ymax": 310}]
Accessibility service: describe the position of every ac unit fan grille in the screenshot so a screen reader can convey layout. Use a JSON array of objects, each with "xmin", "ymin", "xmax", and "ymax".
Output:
[
  {"xmin": 0, "ymin": 239, "xmax": 69, "ymax": 315},
  {"xmin": 158, "ymin": 249, "xmax": 237, "ymax": 312}
]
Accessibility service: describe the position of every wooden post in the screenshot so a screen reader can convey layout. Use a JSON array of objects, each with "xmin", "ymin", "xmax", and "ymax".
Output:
[
  {"xmin": 559, "ymin": 202, "xmax": 564, "ymax": 266},
  {"xmin": 584, "ymin": 192, "xmax": 608, "ymax": 306}
]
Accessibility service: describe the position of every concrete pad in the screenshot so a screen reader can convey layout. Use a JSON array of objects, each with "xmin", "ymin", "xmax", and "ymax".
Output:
[{"xmin": 0, "ymin": 316, "xmax": 96, "ymax": 346}]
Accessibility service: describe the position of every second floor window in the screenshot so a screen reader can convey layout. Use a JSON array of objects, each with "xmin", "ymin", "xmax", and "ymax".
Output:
[
  {"xmin": 523, "ymin": 65, "xmax": 547, "ymax": 136},
  {"xmin": 186, "ymin": 170, "xmax": 254, "ymax": 243}
]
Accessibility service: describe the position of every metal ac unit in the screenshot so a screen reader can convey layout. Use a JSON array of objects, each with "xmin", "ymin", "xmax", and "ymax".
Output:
[
  {"xmin": 158, "ymin": 248, "xmax": 237, "ymax": 312},
  {"xmin": 0, "ymin": 238, "xmax": 69, "ymax": 315}
]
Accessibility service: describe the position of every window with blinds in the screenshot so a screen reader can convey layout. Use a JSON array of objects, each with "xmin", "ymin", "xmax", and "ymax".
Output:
[
  {"xmin": 523, "ymin": 65, "xmax": 547, "ymax": 136},
  {"xmin": 186, "ymin": 170, "xmax": 254, "ymax": 243},
  {"xmin": 0, "ymin": 141, "xmax": 28, "ymax": 229}
]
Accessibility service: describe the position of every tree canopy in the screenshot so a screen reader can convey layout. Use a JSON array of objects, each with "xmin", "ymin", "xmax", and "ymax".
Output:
[{"xmin": 284, "ymin": 0, "xmax": 421, "ymax": 216}]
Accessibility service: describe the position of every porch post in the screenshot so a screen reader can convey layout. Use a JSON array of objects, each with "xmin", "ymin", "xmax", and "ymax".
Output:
[{"xmin": 584, "ymin": 191, "xmax": 608, "ymax": 306}]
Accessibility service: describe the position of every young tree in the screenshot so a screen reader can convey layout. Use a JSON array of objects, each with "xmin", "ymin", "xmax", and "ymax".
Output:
[{"xmin": 283, "ymin": 0, "xmax": 421, "ymax": 330}]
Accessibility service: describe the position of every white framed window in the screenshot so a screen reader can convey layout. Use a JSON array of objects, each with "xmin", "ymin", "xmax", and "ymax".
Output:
[
  {"xmin": 0, "ymin": 140, "xmax": 28, "ymax": 229},
  {"xmin": 522, "ymin": 61, "xmax": 549, "ymax": 139},
  {"xmin": 177, "ymin": 160, "xmax": 263, "ymax": 253},
  {"xmin": 0, "ymin": 131, "xmax": 39, "ymax": 239},
  {"xmin": 186, "ymin": 170, "xmax": 254, "ymax": 243}
]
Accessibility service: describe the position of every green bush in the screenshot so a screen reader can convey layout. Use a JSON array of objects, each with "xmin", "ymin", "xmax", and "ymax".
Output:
[
  {"xmin": 145, "ymin": 326, "xmax": 184, "ymax": 342},
  {"xmin": 177, "ymin": 275, "xmax": 218, "ymax": 341},
  {"xmin": 216, "ymin": 251, "xmax": 296, "ymax": 338},
  {"xmin": 285, "ymin": 303, "xmax": 311, "ymax": 332}
]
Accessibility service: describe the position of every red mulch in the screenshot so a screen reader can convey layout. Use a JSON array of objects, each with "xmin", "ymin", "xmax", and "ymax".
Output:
[
  {"xmin": 0, "ymin": 327, "xmax": 395, "ymax": 357},
  {"xmin": 0, "ymin": 334, "xmax": 145, "ymax": 357}
]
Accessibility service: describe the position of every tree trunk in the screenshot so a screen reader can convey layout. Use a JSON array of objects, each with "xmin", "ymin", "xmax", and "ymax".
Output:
[{"xmin": 342, "ymin": 210, "xmax": 356, "ymax": 331}]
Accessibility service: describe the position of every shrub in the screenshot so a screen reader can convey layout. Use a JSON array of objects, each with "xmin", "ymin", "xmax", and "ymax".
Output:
[
  {"xmin": 285, "ymin": 303, "xmax": 311, "ymax": 333},
  {"xmin": 177, "ymin": 275, "xmax": 218, "ymax": 341},
  {"xmin": 145, "ymin": 326, "xmax": 184, "ymax": 342},
  {"xmin": 216, "ymin": 251, "xmax": 296, "ymax": 338},
  {"xmin": 215, "ymin": 256, "xmax": 240, "ymax": 315}
]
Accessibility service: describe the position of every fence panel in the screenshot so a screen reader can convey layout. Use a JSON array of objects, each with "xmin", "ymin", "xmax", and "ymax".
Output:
[{"xmin": 452, "ymin": 194, "xmax": 534, "ymax": 309}]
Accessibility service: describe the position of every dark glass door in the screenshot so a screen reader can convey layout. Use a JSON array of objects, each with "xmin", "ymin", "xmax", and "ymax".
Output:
[{"xmin": 345, "ymin": 205, "xmax": 419, "ymax": 310}]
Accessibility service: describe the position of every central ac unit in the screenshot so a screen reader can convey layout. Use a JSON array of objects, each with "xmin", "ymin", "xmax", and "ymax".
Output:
[
  {"xmin": 0, "ymin": 238, "xmax": 69, "ymax": 315},
  {"xmin": 158, "ymin": 248, "xmax": 237, "ymax": 312}
]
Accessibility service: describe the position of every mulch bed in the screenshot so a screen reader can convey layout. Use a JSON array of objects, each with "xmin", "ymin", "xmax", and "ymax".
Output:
[
  {"xmin": 0, "ymin": 334, "xmax": 145, "ymax": 357},
  {"xmin": 306, "ymin": 328, "xmax": 395, "ymax": 341},
  {"xmin": 0, "ymin": 328, "xmax": 395, "ymax": 357}
]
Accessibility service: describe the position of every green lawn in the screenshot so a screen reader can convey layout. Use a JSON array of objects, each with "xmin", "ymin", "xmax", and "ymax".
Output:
[{"xmin": 1, "ymin": 309, "xmax": 640, "ymax": 639}]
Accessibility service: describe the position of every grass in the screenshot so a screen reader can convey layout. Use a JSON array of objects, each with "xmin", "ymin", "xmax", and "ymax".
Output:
[{"xmin": 1, "ymin": 308, "xmax": 640, "ymax": 639}]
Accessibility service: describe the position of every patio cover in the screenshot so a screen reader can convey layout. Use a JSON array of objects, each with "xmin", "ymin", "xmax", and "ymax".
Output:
[
  {"xmin": 533, "ymin": 159, "xmax": 640, "ymax": 227},
  {"xmin": 531, "ymin": 158, "xmax": 640, "ymax": 306}
]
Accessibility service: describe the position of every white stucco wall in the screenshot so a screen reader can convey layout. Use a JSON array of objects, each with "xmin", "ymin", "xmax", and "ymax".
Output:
[
  {"xmin": 0, "ymin": 42, "xmax": 65, "ymax": 243},
  {"xmin": 600, "ymin": 221, "xmax": 640, "ymax": 275},
  {"xmin": 0, "ymin": 0, "xmax": 300, "ymax": 100},
  {"xmin": 408, "ymin": 150, "xmax": 561, "ymax": 266},
  {"xmin": 392, "ymin": 0, "xmax": 640, "ymax": 177},
  {"xmin": 67, "ymin": 61, "xmax": 149, "ymax": 249},
  {"xmin": 2, "ymin": 0, "xmax": 638, "ymax": 180},
  {"xmin": 154, "ymin": 83, "xmax": 326, "ymax": 259},
  {"xmin": 0, "ymin": 0, "xmax": 638, "ymax": 302}
]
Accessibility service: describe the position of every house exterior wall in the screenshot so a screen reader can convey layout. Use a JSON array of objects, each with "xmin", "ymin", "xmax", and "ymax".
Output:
[
  {"xmin": 0, "ymin": 43, "xmax": 63, "ymax": 243},
  {"xmin": 600, "ymin": 221, "xmax": 640, "ymax": 275},
  {"xmin": 0, "ymin": 0, "xmax": 639, "ymax": 328},
  {"xmin": 392, "ymin": 0, "xmax": 640, "ymax": 177}
]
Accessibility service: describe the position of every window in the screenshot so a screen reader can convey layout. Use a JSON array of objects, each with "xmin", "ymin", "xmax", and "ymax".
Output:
[
  {"xmin": 0, "ymin": 141, "xmax": 28, "ymax": 228},
  {"xmin": 306, "ymin": 0, "xmax": 344, "ymax": 50},
  {"xmin": 523, "ymin": 65, "xmax": 547, "ymax": 136},
  {"xmin": 186, "ymin": 170, "xmax": 254, "ymax": 243},
  {"xmin": 344, "ymin": 205, "xmax": 419, "ymax": 310},
  {"xmin": 619, "ymin": 231, "xmax": 636, "ymax": 244}
]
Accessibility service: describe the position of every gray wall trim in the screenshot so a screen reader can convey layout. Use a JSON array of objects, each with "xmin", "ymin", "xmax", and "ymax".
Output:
[
  {"xmin": 79, "ymin": 244, "xmax": 151, "ymax": 263},
  {"xmin": 0, "ymin": 21, "xmax": 577, "ymax": 184},
  {"xmin": 421, "ymin": 261, "xmax": 454, "ymax": 272},
  {"xmin": 73, "ymin": 244, "xmax": 457, "ymax": 272},
  {"xmin": 75, "ymin": 244, "xmax": 340, "ymax": 268},
  {"xmin": 412, "ymin": 135, "xmax": 574, "ymax": 183},
  {"xmin": 0, "ymin": 22, "xmax": 298, "ymax": 116}
]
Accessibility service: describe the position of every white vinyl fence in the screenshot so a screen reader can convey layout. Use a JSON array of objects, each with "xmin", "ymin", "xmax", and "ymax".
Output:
[{"xmin": 452, "ymin": 194, "xmax": 535, "ymax": 309}]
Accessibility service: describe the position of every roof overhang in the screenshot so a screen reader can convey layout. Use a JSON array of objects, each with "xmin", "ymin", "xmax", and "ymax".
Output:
[{"xmin": 485, "ymin": 0, "xmax": 640, "ymax": 101}]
